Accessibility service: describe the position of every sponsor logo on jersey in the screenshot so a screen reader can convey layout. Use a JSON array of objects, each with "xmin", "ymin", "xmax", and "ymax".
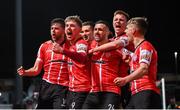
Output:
[
  {"xmin": 140, "ymin": 49, "xmax": 152, "ymax": 62},
  {"xmin": 76, "ymin": 44, "xmax": 87, "ymax": 53},
  {"xmin": 92, "ymin": 60, "xmax": 105, "ymax": 64}
]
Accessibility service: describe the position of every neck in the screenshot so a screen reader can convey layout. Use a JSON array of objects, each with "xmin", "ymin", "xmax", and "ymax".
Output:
[
  {"xmin": 69, "ymin": 35, "xmax": 81, "ymax": 45},
  {"xmin": 54, "ymin": 37, "xmax": 65, "ymax": 45},
  {"xmin": 88, "ymin": 37, "xmax": 93, "ymax": 43},
  {"xmin": 134, "ymin": 37, "xmax": 145, "ymax": 48},
  {"xmin": 115, "ymin": 32, "xmax": 125, "ymax": 37},
  {"xmin": 98, "ymin": 38, "xmax": 109, "ymax": 46}
]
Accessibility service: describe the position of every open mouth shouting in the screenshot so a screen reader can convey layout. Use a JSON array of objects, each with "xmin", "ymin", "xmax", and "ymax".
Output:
[
  {"xmin": 82, "ymin": 35, "xmax": 89, "ymax": 41},
  {"xmin": 65, "ymin": 29, "xmax": 74, "ymax": 40},
  {"xmin": 67, "ymin": 30, "xmax": 72, "ymax": 35},
  {"xmin": 114, "ymin": 23, "xmax": 122, "ymax": 29}
]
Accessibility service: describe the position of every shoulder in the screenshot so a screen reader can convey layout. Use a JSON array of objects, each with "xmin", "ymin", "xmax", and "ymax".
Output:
[
  {"xmin": 39, "ymin": 40, "xmax": 52, "ymax": 49},
  {"xmin": 43, "ymin": 40, "xmax": 52, "ymax": 44},
  {"xmin": 40, "ymin": 40, "xmax": 52, "ymax": 46},
  {"xmin": 141, "ymin": 41, "xmax": 155, "ymax": 50},
  {"xmin": 140, "ymin": 41, "xmax": 157, "ymax": 56}
]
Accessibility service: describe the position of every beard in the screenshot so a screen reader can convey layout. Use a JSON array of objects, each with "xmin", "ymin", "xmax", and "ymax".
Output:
[{"xmin": 52, "ymin": 35, "xmax": 63, "ymax": 42}]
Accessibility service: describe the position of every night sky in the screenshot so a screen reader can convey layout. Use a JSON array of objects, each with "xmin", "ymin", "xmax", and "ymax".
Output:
[{"xmin": 2, "ymin": 0, "xmax": 179, "ymax": 78}]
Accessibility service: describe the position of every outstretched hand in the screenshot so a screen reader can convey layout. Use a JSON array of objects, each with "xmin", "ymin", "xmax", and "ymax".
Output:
[{"xmin": 17, "ymin": 66, "xmax": 25, "ymax": 76}]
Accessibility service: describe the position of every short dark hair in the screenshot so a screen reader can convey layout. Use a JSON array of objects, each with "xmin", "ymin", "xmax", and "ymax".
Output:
[
  {"xmin": 51, "ymin": 18, "xmax": 65, "ymax": 28},
  {"xmin": 114, "ymin": 10, "xmax": 130, "ymax": 20},
  {"xmin": 82, "ymin": 21, "xmax": 94, "ymax": 30},
  {"xmin": 95, "ymin": 20, "xmax": 110, "ymax": 30},
  {"xmin": 83, "ymin": 21, "xmax": 94, "ymax": 27}
]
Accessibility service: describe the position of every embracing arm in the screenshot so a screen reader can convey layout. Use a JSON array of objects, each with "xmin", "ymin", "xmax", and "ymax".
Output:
[
  {"xmin": 63, "ymin": 49, "xmax": 87, "ymax": 63},
  {"xmin": 125, "ymin": 63, "xmax": 148, "ymax": 82},
  {"xmin": 89, "ymin": 37, "xmax": 129, "ymax": 54},
  {"xmin": 53, "ymin": 42, "xmax": 88, "ymax": 64},
  {"xmin": 114, "ymin": 63, "xmax": 148, "ymax": 86}
]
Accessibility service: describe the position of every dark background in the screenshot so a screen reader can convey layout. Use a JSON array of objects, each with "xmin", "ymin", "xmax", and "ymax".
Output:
[{"xmin": 1, "ymin": 0, "xmax": 179, "ymax": 105}]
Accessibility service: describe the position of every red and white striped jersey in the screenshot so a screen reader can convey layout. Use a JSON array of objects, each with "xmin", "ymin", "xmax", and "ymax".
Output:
[
  {"xmin": 111, "ymin": 34, "xmax": 135, "ymax": 77},
  {"xmin": 89, "ymin": 40, "xmax": 97, "ymax": 50},
  {"xmin": 67, "ymin": 39, "xmax": 91, "ymax": 92},
  {"xmin": 90, "ymin": 42, "xmax": 123, "ymax": 94},
  {"xmin": 37, "ymin": 40, "xmax": 69, "ymax": 86},
  {"xmin": 130, "ymin": 40, "xmax": 160, "ymax": 95}
]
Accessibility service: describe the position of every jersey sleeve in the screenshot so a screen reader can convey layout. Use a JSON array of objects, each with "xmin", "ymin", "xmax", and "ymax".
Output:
[
  {"xmin": 63, "ymin": 39, "xmax": 89, "ymax": 63},
  {"xmin": 37, "ymin": 43, "xmax": 45, "ymax": 63},
  {"xmin": 139, "ymin": 45, "xmax": 153, "ymax": 65}
]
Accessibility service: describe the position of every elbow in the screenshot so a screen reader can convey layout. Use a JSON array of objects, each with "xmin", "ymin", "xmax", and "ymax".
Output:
[{"xmin": 32, "ymin": 67, "xmax": 41, "ymax": 76}]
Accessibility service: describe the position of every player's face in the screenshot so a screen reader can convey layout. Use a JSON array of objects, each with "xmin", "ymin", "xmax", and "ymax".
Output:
[
  {"xmin": 65, "ymin": 20, "xmax": 81, "ymax": 41},
  {"xmin": 125, "ymin": 24, "xmax": 135, "ymax": 42},
  {"xmin": 50, "ymin": 23, "xmax": 64, "ymax": 42},
  {"xmin": 94, "ymin": 24, "xmax": 108, "ymax": 43},
  {"xmin": 113, "ymin": 14, "xmax": 127, "ymax": 36},
  {"xmin": 81, "ymin": 25, "xmax": 94, "ymax": 42}
]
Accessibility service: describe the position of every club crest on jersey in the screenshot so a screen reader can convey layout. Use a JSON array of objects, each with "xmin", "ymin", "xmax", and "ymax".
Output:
[
  {"xmin": 140, "ymin": 49, "xmax": 152, "ymax": 62},
  {"xmin": 76, "ymin": 44, "xmax": 87, "ymax": 53}
]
